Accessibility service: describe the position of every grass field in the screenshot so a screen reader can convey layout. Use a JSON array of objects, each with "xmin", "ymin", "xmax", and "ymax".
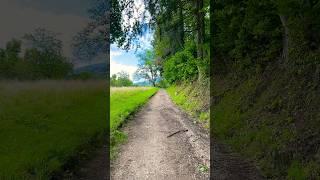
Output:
[
  {"xmin": 0, "ymin": 80, "xmax": 107, "ymax": 179},
  {"xmin": 110, "ymin": 87, "xmax": 158, "ymax": 159}
]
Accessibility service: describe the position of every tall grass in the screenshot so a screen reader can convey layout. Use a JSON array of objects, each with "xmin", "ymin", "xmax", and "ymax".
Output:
[
  {"xmin": 0, "ymin": 80, "xmax": 107, "ymax": 179},
  {"xmin": 167, "ymin": 82, "xmax": 210, "ymax": 129}
]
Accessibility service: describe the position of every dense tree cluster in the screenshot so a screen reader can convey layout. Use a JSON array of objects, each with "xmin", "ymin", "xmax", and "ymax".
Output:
[
  {"xmin": 111, "ymin": 71, "xmax": 133, "ymax": 87},
  {"xmin": 0, "ymin": 28, "xmax": 72, "ymax": 80},
  {"xmin": 213, "ymin": 0, "xmax": 320, "ymax": 77},
  {"xmin": 211, "ymin": 1, "xmax": 320, "ymax": 179}
]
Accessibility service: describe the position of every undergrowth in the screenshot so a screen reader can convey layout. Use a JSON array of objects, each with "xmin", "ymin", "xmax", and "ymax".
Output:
[
  {"xmin": 167, "ymin": 79, "xmax": 210, "ymax": 129},
  {"xmin": 212, "ymin": 65, "xmax": 320, "ymax": 179}
]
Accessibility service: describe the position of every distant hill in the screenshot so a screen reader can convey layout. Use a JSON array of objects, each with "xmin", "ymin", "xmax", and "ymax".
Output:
[{"xmin": 73, "ymin": 63, "xmax": 108, "ymax": 76}]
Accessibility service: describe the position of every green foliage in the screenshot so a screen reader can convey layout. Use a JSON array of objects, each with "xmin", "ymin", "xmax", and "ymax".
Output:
[
  {"xmin": 197, "ymin": 164, "xmax": 209, "ymax": 173},
  {"xmin": 157, "ymin": 79, "xmax": 170, "ymax": 88},
  {"xmin": 213, "ymin": 0, "xmax": 320, "ymax": 76},
  {"xmin": 167, "ymin": 82, "xmax": 209, "ymax": 129},
  {"xmin": 0, "ymin": 30, "xmax": 72, "ymax": 80},
  {"xmin": 210, "ymin": 1, "xmax": 320, "ymax": 179},
  {"xmin": 212, "ymin": 69, "xmax": 320, "ymax": 178},
  {"xmin": 134, "ymin": 49, "xmax": 161, "ymax": 87},
  {"xmin": 115, "ymin": 0, "xmax": 210, "ymax": 83},
  {"xmin": 163, "ymin": 42, "xmax": 198, "ymax": 83},
  {"xmin": 287, "ymin": 161, "xmax": 306, "ymax": 180},
  {"xmin": 111, "ymin": 71, "xmax": 133, "ymax": 87}
]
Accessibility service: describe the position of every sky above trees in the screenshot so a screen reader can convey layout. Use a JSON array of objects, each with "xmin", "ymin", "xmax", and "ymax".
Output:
[
  {"xmin": 110, "ymin": 0, "xmax": 153, "ymax": 82},
  {"xmin": 0, "ymin": 0, "xmax": 90, "ymax": 63},
  {"xmin": 110, "ymin": 29, "xmax": 153, "ymax": 81}
]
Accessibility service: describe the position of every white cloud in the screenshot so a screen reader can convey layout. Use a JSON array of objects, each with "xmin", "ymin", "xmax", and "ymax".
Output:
[
  {"xmin": 122, "ymin": 0, "xmax": 151, "ymax": 28},
  {"xmin": 110, "ymin": 59, "xmax": 137, "ymax": 80},
  {"xmin": 110, "ymin": 49, "xmax": 123, "ymax": 58},
  {"xmin": 110, "ymin": 47, "xmax": 138, "ymax": 81}
]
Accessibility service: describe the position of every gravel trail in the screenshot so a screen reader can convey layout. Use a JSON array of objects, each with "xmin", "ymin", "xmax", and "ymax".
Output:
[{"xmin": 111, "ymin": 90, "xmax": 210, "ymax": 180}]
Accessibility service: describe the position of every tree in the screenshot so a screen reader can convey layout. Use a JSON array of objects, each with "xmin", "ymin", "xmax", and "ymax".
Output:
[
  {"xmin": 23, "ymin": 28, "xmax": 63, "ymax": 55},
  {"xmin": 111, "ymin": 74, "xmax": 118, "ymax": 86},
  {"xmin": 134, "ymin": 50, "xmax": 160, "ymax": 87},
  {"xmin": 73, "ymin": 0, "xmax": 110, "ymax": 60},
  {"xmin": 113, "ymin": 0, "xmax": 210, "ymax": 84},
  {"xmin": 1, "ymin": 39, "xmax": 22, "ymax": 78},
  {"xmin": 110, "ymin": 71, "xmax": 133, "ymax": 87},
  {"xmin": 117, "ymin": 71, "xmax": 133, "ymax": 86},
  {"xmin": 194, "ymin": 0, "xmax": 205, "ymax": 80},
  {"xmin": 23, "ymin": 28, "xmax": 72, "ymax": 79}
]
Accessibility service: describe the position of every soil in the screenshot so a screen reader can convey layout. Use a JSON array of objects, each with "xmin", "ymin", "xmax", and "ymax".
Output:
[
  {"xmin": 73, "ymin": 89, "xmax": 264, "ymax": 180},
  {"xmin": 111, "ymin": 89, "xmax": 209, "ymax": 179}
]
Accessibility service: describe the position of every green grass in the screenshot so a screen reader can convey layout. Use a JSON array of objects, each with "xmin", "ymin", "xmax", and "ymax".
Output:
[
  {"xmin": 0, "ymin": 80, "xmax": 107, "ymax": 179},
  {"xmin": 110, "ymin": 87, "xmax": 158, "ymax": 159},
  {"xmin": 167, "ymin": 82, "xmax": 209, "ymax": 129},
  {"xmin": 212, "ymin": 72, "xmax": 320, "ymax": 179}
]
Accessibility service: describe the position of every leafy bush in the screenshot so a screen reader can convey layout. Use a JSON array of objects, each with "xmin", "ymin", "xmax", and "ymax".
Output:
[
  {"xmin": 163, "ymin": 42, "xmax": 198, "ymax": 83},
  {"xmin": 156, "ymin": 79, "xmax": 170, "ymax": 88},
  {"xmin": 111, "ymin": 71, "xmax": 133, "ymax": 87}
]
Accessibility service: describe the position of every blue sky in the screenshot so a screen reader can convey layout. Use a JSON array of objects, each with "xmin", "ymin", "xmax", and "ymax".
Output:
[
  {"xmin": 110, "ymin": 29, "xmax": 153, "ymax": 81},
  {"xmin": 110, "ymin": 0, "xmax": 153, "ymax": 82}
]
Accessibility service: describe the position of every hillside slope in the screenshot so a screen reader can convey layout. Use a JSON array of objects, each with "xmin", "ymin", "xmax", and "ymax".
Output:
[{"xmin": 212, "ymin": 63, "xmax": 320, "ymax": 179}]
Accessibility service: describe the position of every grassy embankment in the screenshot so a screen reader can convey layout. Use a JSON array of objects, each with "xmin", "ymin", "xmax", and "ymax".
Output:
[
  {"xmin": 212, "ymin": 66, "xmax": 320, "ymax": 179},
  {"xmin": 110, "ymin": 87, "xmax": 158, "ymax": 159},
  {"xmin": 166, "ymin": 80, "xmax": 210, "ymax": 129},
  {"xmin": 0, "ymin": 80, "xmax": 107, "ymax": 179}
]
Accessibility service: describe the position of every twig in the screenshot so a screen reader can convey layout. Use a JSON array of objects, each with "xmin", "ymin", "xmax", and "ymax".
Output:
[{"xmin": 167, "ymin": 129, "xmax": 188, "ymax": 138}]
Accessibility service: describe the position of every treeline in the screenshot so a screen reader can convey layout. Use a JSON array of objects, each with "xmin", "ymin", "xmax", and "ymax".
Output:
[
  {"xmin": 213, "ymin": 0, "xmax": 320, "ymax": 77},
  {"xmin": 0, "ymin": 28, "xmax": 72, "ymax": 80},
  {"xmin": 150, "ymin": 0, "xmax": 210, "ymax": 84},
  {"xmin": 111, "ymin": 71, "xmax": 133, "ymax": 87},
  {"xmin": 211, "ymin": 1, "xmax": 320, "ymax": 179}
]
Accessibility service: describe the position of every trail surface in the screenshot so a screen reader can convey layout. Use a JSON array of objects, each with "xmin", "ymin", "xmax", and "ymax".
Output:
[
  {"xmin": 73, "ymin": 89, "xmax": 264, "ymax": 179},
  {"xmin": 111, "ymin": 90, "xmax": 210, "ymax": 179}
]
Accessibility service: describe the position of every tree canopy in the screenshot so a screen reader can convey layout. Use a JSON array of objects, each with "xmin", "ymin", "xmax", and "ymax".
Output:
[{"xmin": 112, "ymin": 0, "xmax": 210, "ymax": 85}]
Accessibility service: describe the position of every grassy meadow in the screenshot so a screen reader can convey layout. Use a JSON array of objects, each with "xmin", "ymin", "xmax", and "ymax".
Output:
[
  {"xmin": 0, "ymin": 80, "xmax": 107, "ymax": 179},
  {"xmin": 110, "ymin": 87, "xmax": 158, "ymax": 159}
]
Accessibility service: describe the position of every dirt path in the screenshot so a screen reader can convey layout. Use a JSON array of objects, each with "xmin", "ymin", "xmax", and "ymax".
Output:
[
  {"xmin": 111, "ymin": 90, "xmax": 210, "ymax": 179},
  {"xmin": 73, "ymin": 89, "xmax": 264, "ymax": 179},
  {"xmin": 211, "ymin": 140, "xmax": 265, "ymax": 179}
]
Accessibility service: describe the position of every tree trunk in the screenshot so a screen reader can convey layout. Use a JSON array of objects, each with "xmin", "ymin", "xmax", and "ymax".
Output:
[
  {"xmin": 280, "ymin": 15, "xmax": 289, "ymax": 63},
  {"xmin": 178, "ymin": 1, "xmax": 185, "ymax": 48},
  {"xmin": 195, "ymin": 0, "xmax": 205, "ymax": 81}
]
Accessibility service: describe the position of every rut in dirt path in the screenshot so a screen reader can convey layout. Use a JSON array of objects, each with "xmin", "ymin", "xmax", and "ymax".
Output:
[{"xmin": 111, "ymin": 90, "xmax": 210, "ymax": 180}]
